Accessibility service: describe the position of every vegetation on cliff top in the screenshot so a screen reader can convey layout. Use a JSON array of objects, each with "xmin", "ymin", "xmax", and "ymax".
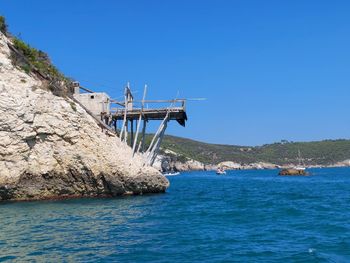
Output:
[
  {"xmin": 0, "ymin": 16, "xmax": 8, "ymax": 34},
  {"xmin": 160, "ymin": 135, "xmax": 350, "ymax": 166},
  {"xmin": 12, "ymin": 38, "xmax": 62, "ymax": 77},
  {"xmin": 1, "ymin": 15, "xmax": 72, "ymax": 97}
]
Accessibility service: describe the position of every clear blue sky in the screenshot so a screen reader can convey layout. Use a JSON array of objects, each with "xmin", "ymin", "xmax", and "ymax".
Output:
[{"xmin": 1, "ymin": 0, "xmax": 350, "ymax": 145}]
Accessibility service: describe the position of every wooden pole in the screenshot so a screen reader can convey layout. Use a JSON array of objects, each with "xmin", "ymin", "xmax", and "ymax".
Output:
[
  {"xmin": 146, "ymin": 122, "xmax": 164, "ymax": 157},
  {"xmin": 147, "ymin": 114, "xmax": 169, "ymax": 160},
  {"xmin": 124, "ymin": 121, "xmax": 128, "ymax": 143},
  {"xmin": 133, "ymin": 85, "xmax": 147, "ymax": 155},
  {"xmin": 138, "ymin": 119, "xmax": 147, "ymax": 153},
  {"xmin": 149, "ymin": 118, "xmax": 168, "ymax": 165},
  {"xmin": 145, "ymin": 112, "xmax": 169, "ymax": 156},
  {"xmin": 120, "ymin": 85, "xmax": 128, "ymax": 142},
  {"xmin": 130, "ymin": 120, "xmax": 134, "ymax": 147},
  {"xmin": 146, "ymin": 97, "xmax": 175, "ymax": 164}
]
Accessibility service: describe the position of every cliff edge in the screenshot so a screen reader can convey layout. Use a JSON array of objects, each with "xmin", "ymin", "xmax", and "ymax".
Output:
[{"xmin": 0, "ymin": 32, "xmax": 169, "ymax": 201}]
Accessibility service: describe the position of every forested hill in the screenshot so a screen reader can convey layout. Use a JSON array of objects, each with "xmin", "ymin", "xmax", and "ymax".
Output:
[{"xmin": 160, "ymin": 135, "xmax": 350, "ymax": 165}]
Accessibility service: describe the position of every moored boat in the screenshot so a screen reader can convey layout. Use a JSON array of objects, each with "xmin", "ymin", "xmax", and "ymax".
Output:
[
  {"xmin": 279, "ymin": 150, "xmax": 309, "ymax": 176},
  {"xmin": 216, "ymin": 167, "xmax": 226, "ymax": 175},
  {"xmin": 163, "ymin": 171, "xmax": 180, "ymax": 176}
]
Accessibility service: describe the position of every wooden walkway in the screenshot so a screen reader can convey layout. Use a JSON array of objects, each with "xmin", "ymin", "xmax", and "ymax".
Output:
[{"xmin": 112, "ymin": 104, "xmax": 187, "ymax": 126}]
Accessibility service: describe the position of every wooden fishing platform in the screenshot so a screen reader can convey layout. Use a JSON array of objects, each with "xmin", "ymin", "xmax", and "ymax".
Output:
[
  {"xmin": 74, "ymin": 83, "xmax": 189, "ymax": 166},
  {"xmin": 112, "ymin": 101, "xmax": 187, "ymax": 126}
]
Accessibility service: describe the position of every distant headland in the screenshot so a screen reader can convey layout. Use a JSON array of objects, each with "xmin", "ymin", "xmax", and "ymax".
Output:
[{"xmin": 155, "ymin": 135, "xmax": 350, "ymax": 172}]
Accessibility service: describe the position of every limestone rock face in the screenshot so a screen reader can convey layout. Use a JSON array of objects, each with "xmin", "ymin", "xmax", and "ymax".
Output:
[
  {"xmin": 243, "ymin": 162, "xmax": 278, "ymax": 170},
  {"xmin": 174, "ymin": 159, "xmax": 206, "ymax": 171},
  {"xmin": 154, "ymin": 154, "xmax": 209, "ymax": 172},
  {"xmin": 218, "ymin": 161, "xmax": 241, "ymax": 170},
  {"xmin": 0, "ymin": 32, "xmax": 169, "ymax": 201},
  {"xmin": 333, "ymin": 160, "xmax": 350, "ymax": 167}
]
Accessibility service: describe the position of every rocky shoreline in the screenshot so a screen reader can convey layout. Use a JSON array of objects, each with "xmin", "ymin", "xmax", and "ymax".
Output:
[{"xmin": 155, "ymin": 153, "xmax": 350, "ymax": 173}]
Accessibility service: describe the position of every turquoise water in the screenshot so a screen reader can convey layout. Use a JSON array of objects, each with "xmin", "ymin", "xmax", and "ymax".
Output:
[{"xmin": 1, "ymin": 168, "xmax": 350, "ymax": 262}]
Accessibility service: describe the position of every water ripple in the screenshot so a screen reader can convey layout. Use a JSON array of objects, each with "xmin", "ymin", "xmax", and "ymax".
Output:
[{"xmin": 1, "ymin": 168, "xmax": 350, "ymax": 262}]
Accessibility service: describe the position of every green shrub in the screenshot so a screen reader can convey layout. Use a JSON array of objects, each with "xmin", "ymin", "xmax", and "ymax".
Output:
[
  {"xmin": 13, "ymin": 38, "xmax": 37, "ymax": 62},
  {"xmin": 0, "ymin": 16, "xmax": 8, "ymax": 34},
  {"xmin": 69, "ymin": 101, "xmax": 77, "ymax": 112},
  {"xmin": 11, "ymin": 37, "xmax": 72, "ymax": 96}
]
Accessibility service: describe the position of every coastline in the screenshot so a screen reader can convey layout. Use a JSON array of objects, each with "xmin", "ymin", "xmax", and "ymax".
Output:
[{"xmin": 155, "ymin": 155, "xmax": 350, "ymax": 172}]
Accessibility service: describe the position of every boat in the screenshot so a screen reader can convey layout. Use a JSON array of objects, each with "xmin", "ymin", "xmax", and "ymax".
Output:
[
  {"xmin": 216, "ymin": 167, "xmax": 226, "ymax": 175},
  {"xmin": 293, "ymin": 149, "xmax": 306, "ymax": 171},
  {"xmin": 163, "ymin": 171, "xmax": 180, "ymax": 176},
  {"xmin": 279, "ymin": 150, "xmax": 309, "ymax": 176}
]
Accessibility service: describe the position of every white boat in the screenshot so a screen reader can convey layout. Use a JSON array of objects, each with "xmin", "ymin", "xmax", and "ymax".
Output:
[
  {"xmin": 216, "ymin": 168, "xmax": 226, "ymax": 175},
  {"xmin": 293, "ymin": 149, "xmax": 306, "ymax": 171},
  {"xmin": 279, "ymin": 149, "xmax": 308, "ymax": 175},
  {"xmin": 163, "ymin": 172, "xmax": 180, "ymax": 176}
]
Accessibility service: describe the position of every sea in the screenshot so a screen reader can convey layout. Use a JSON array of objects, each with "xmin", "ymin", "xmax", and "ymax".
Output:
[{"xmin": 1, "ymin": 167, "xmax": 350, "ymax": 262}]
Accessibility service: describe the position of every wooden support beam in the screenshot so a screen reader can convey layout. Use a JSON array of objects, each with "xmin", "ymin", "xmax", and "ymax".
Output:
[
  {"xmin": 130, "ymin": 120, "xmax": 134, "ymax": 147},
  {"xmin": 146, "ymin": 113, "xmax": 170, "ymax": 164},
  {"xmin": 145, "ymin": 97, "xmax": 177, "ymax": 165},
  {"xmin": 138, "ymin": 119, "xmax": 147, "ymax": 153},
  {"xmin": 124, "ymin": 121, "xmax": 128, "ymax": 143},
  {"xmin": 79, "ymin": 86, "xmax": 95, "ymax": 93},
  {"xmin": 120, "ymin": 86, "xmax": 128, "ymax": 142},
  {"xmin": 110, "ymin": 99, "xmax": 125, "ymax": 107},
  {"xmin": 132, "ymin": 99, "xmax": 186, "ymax": 104},
  {"xmin": 149, "ymin": 118, "xmax": 168, "ymax": 165},
  {"xmin": 145, "ymin": 112, "xmax": 169, "ymax": 157},
  {"xmin": 133, "ymin": 85, "xmax": 147, "ymax": 155}
]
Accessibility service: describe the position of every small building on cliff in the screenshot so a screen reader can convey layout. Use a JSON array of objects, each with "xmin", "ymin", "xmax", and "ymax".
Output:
[{"xmin": 73, "ymin": 89, "xmax": 110, "ymax": 119}]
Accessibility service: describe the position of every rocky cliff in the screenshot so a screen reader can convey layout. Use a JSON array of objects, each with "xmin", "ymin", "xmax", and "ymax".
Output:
[{"xmin": 0, "ymin": 32, "xmax": 169, "ymax": 201}]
